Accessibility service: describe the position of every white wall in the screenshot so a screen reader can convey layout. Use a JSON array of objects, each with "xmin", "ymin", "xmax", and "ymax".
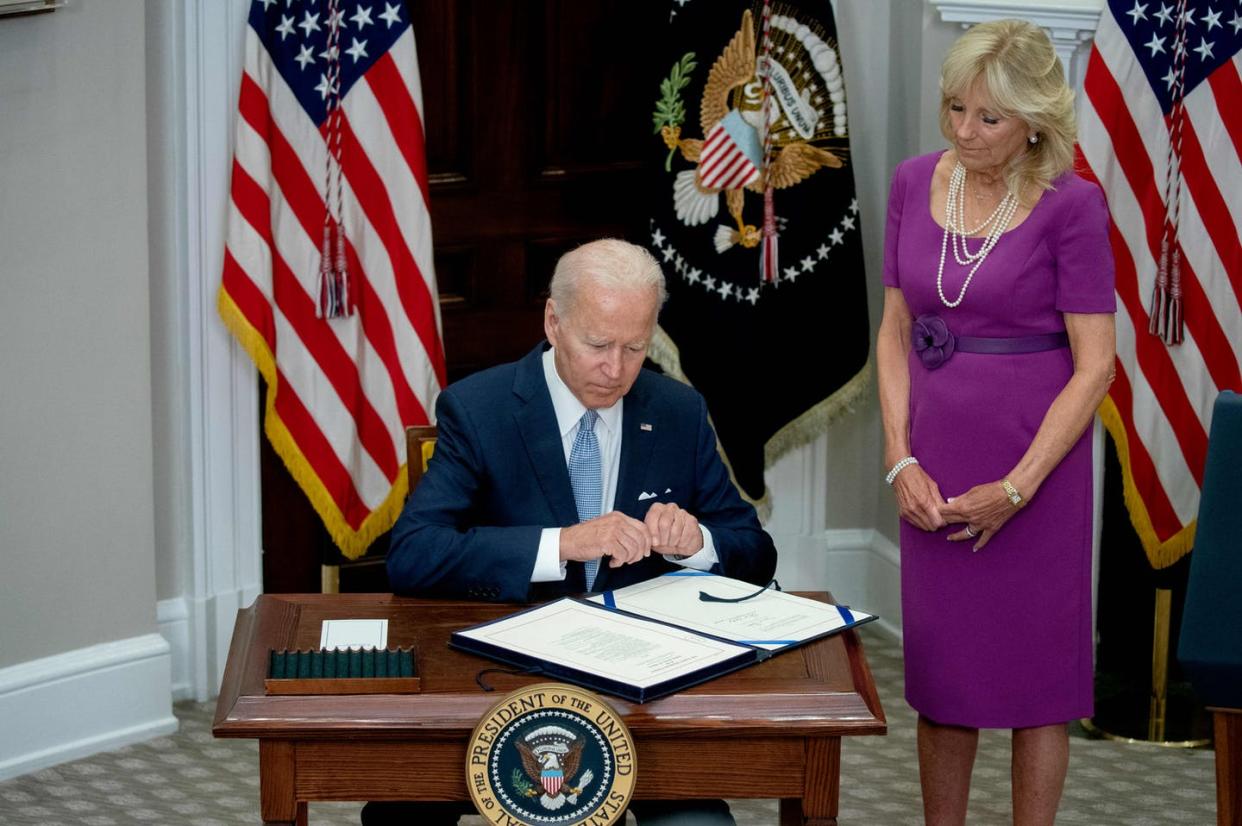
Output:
[
  {"xmin": 0, "ymin": 0, "xmax": 175, "ymax": 780},
  {"xmin": 0, "ymin": 0, "xmax": 156, "ymax": 669}
]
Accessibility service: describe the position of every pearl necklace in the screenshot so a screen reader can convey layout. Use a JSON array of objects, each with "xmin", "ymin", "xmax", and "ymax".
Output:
[{"xmin": 937, "ymin": 162, "xmax": 1019, "ymax": 308}]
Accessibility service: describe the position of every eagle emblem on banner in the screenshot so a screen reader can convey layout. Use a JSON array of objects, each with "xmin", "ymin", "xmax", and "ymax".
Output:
[
  {"xmin": 655, "ymin": 8, "xmax": 847, "ymax": 258},
  {"xmin": 644, "ymin": 0, "xmax": 870, "ymax": 511}
]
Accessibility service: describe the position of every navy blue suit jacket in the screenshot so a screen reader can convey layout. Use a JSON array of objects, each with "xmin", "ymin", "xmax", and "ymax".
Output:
[{"xmin": 388, "ymin": 343, "xmax": 777, "ymax": 602}]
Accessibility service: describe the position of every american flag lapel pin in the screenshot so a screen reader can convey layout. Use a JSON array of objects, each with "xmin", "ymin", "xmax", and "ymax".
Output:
[{"xmin": 639, "ymin": 422, "xmax": 653, "ymax": 431}]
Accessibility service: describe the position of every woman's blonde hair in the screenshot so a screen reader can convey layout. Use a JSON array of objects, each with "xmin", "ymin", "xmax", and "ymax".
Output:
[{"xmin": 939, "ymin": 19, "xmax": 1076, "ymax": 201}]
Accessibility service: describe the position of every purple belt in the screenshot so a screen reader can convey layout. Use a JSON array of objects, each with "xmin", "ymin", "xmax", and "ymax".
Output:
[
  {"xmin": 958, "ymin": 332, "xmax": 1069, "ymax": 353},
  {"xmin": 913, "ymin": 314, "xmax": 1069, "ymax": 370}
]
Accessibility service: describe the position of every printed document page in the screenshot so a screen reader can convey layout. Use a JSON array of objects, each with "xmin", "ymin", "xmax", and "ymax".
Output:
[
  {"xmin": 454, "ymin": 599, "xmax": 750, "ymax": 688},
  {"xmin": 591, "ymin": 573, "xmax": 872, "ymax": 651}
]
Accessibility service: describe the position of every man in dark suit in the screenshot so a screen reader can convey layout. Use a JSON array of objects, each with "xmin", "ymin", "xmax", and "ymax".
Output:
[
  {"xmin": 386, "ymin": 238, "xmax": 776, "ymax": 601},
  {"xmin": 366, "ymin": 239, "xmax": 775, "ymax": 826}
]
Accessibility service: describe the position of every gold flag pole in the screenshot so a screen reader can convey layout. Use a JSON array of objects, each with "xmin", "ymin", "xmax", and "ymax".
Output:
[{"xmin": 1149, "ymin": 588, "xmax": 1173, "ymax": 741}]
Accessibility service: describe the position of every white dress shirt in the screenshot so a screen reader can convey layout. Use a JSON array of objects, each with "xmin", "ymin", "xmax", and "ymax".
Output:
[{"xmin": 531, "ymin": 347, "xmax": 718, "ymax": 582}]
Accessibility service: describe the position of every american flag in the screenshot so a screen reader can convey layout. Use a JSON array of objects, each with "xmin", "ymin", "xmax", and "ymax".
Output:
[
  {"xmin": 1078, "ymin": 0, "xmax": 1241, "ymax": 567},
  {"xmin": 217, "ymin": 0, "xmax": 445, "ymax": 559}
]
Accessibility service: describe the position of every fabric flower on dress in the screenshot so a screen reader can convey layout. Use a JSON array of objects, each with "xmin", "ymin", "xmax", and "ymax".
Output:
[{"xmin": 912, "ymin": 314, "xmax": 956, "ymax": 370}]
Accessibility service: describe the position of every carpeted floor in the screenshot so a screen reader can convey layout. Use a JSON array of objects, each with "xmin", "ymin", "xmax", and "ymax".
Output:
[{"xmin": 0, "ymin": 629, "xmax": 1218, "ymax": 825}]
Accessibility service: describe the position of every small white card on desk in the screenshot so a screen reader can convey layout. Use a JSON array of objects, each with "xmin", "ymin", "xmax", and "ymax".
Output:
[{"xmin": 320, "ymin": 619, "xmax": 388, "ymax": 651}]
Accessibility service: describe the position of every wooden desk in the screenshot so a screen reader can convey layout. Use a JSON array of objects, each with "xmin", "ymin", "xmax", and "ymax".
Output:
[{"xmin": 213, "ymin": 593, "xmax": 886, "ymax": 826}]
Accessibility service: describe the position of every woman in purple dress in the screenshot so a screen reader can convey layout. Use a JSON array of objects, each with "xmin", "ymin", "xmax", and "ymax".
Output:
[{"xmin": 876, "ymin": 20, "xmax": 1116, "ymax": 826}]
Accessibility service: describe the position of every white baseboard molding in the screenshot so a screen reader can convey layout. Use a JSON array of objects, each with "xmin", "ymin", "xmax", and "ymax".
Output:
[
  {"xmin": 157, "ymin": 596, "xmax": 192, "ymax": 701},
  {"xmin": 0, "ymin": 633, "xmax": 178, "ymax": 782},
  {"xmin": 771, "ymin": 528, "xmax": 903, "ymax": 642}
]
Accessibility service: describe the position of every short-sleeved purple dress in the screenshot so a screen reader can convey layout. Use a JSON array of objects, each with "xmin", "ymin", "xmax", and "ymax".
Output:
[{"xmin": 883, "ymin": 151, "xmax": 1116, "ymax": 728}]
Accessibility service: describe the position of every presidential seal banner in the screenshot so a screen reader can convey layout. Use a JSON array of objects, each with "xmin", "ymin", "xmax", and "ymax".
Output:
[
  {"xmin": 646, "ymin": 0, "xmax": 870, "ymax": 507},
  {"xmin": 467, "ymin": 684, "xmax": 636, "ymax": 826}
]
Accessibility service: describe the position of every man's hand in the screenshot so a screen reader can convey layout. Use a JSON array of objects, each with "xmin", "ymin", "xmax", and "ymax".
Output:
[
  {"xmin": 560, "ymin": 511, "xmax": 652, "ymax": 568},
  {"xmin": 643, "ymin": 502, "xmax": 704, "ymax": 557}
]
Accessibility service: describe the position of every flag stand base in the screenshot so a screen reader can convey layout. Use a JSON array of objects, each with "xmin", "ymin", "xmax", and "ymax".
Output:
[
  {"xmin": 1083, "ymin": 589, "xmax": 1211, "ymax": 749},
  {"xmin": 1079, "ymin": 716, "xmax": 1209, "ymax": 749}
]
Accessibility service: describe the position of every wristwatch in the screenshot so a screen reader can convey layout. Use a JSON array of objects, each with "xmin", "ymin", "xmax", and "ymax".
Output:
[{"xmin": 1001, "ymin": 479, "xmax": 1024, "ymax": 508}]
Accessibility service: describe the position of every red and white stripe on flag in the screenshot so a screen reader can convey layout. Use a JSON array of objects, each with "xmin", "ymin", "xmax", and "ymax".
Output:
[
  {"xmin": 217, "ymin": 0, "xmax": 446, "ymax": 558},
  {"xmin": 1077, "ymin": 0, "xmax": 1242, "ymax": 568},
  {"xmin": 698, "ymin": 115, "xmax": 762, "ymax": 190}
]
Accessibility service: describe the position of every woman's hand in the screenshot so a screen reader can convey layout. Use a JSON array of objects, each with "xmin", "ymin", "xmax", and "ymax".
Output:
[
  {"xmin": 939, "ymin": 482, "xmax": 1020, "ymax": 550},
  {"xmin": 892, "ymin": 464, "xmax": 949, "ymax": 531}
]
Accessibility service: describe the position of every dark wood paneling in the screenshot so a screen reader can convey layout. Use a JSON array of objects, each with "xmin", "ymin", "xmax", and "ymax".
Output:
[
  {"xmin": 539, "ymin": 0, "xmax": 651, "ymax": 178},
  {"xmin": 428, "ymin": 245, "xmax": 473, "ymax": 306},
  {"xmin": 408, "ymin": 0, "xmax": 471, "ymax": 184}
]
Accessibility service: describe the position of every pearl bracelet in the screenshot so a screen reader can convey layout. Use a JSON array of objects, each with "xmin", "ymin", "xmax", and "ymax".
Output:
[{"xmin": 885, "ymin": 456, "xmax": 919, "ymax": 486}]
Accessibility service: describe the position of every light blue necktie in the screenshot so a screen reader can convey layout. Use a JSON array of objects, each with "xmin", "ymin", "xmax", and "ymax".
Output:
[{"xmin": 568, "ymin": 409, "xmax": 602, "ymax": 590}]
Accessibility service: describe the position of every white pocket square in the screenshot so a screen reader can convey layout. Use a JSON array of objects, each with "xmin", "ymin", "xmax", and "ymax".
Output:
[{"xmin": 638, "ymin": 491, "xmax": 658, "ymax": 501}]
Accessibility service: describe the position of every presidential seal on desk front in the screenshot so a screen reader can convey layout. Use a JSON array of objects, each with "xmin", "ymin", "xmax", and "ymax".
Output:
[{"xmin": 467, "ymin": 684, "xmax": 637, "ymax": 825}]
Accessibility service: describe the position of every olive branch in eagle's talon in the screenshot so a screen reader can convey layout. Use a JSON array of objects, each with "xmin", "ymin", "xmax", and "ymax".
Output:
[{"xmin": 653, "ymin": 52, "xmax": 698, "ymax": 172}]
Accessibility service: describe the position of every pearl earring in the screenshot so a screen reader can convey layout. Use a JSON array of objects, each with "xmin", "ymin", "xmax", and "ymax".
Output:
[{"xmin": 1028, "ymin": 134, "xmax": 1039, "ymax": 144}]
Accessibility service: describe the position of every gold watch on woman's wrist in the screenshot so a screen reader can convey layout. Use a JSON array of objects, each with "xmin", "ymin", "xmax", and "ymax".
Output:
[{"xmin": 1001, "ymin": 479, "xmax": 1024, "ymax": 508}]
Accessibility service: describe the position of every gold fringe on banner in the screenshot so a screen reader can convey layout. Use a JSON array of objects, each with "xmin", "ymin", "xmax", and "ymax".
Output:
[
  {"xmin": 1097, "ymin": 395, "xmax": 1196, "ymax": 569},
  {"xmin": 217, "ymin": 288, "xmax": 408, "ymax": 560},
  {"xmin": 648, "ymin": 324, "xmax": 872, "ymax": 522}
]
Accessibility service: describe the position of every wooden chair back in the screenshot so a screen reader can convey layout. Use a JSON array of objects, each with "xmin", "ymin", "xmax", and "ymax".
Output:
[{"xmin": 405, "ymin": 425, "xmax": 438, "ymax": 492}]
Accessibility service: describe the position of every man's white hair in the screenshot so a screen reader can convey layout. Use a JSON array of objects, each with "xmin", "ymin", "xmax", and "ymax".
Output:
[{"xmin": 548, "ymin": 239, "xmax": 667, "ymax": 316}]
